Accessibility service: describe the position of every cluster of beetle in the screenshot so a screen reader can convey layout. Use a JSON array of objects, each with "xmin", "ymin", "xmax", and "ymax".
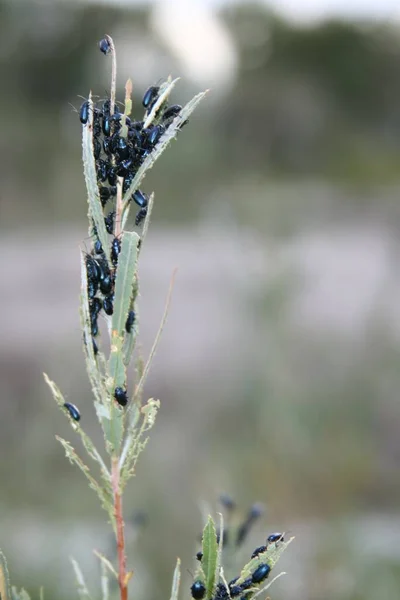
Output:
[
  {"xmin": 79, "ymin": 84, "xmax": 184, "ymax": 228},
  {"xmin": 190, "ymin": 497, "xmax": 285, "ymax": 600},
  {"xmin": 191, "ymin": 533, "xmax": 284, "ymax": 600},
  {"xmin": 62, "ymin": 38, "xmax": 185, "ymax": 423}
]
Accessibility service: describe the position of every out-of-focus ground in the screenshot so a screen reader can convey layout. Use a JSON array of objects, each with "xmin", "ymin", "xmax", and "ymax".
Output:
[{"xmin": 1, "ymin": 1, "xmax": 400, "ymax": 599}]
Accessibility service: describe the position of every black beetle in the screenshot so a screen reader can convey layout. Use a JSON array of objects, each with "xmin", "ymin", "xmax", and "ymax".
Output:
[
  {"xmin": 103, "ymin": 295, "xmax": 114, "ymax": 316},
  {"xmin": 102, "ymin": 115, "xmax": 112, "ymax": 136},
  {"xmin": 142, "ymin": 85, "xmax": 160, "ymax": 109},
  {"xmin": 79, "ymin": 100, "xmax": 90, "ymax": 124},
  {"xmin": 94, "ymin": 239, "xmax": 103, "ymax": 255},
  {"xmin": 96, "ymin": 159, "xmax": 109, "ymax": 182},
  {"xmin": 108, "ymin": 166, "xmax": 117, "ymax": 186},
  {"xmin": 116, "ymin": 137, "xmax": 130, "ymax": 160},
  {"xmin": 93, "ymin": 138, "xmax": 101, "ymax": 159},
  {"xmin": 99, "ymin": 37, "xmax": 111, "ymax": 55},
  {"xmin": 135, "ymin": 207, "xmax": 147, "ymax": 226},
  {"xmin": 143, "ymin": 124, "xmax": 165, "ymax": 148},
  {"xmin": 132, "ymin": 189, "xmax": 148, "ymax": 208},
  {"xmin": 87, "ymin": 279, "xmax": 98, "ymax": 299},
  {"xmin": 163, "ymin": 104, "xmax": 182, "ymax": 120},
  {"xmin": 251, "ymin": 545, "xmax": 267, "ymax": 559},
  {"xmin": 64, "ymin": 402, "xmax": 81, "ymax": 422},
  {"xmin": 90, "ymin": 297, "xmax": 102, "ymax": 317},
  {"xmin": 104, "ymin": 211, "xmax": 115, "ymax": 234},
  {"xmin": 114, "ymin": 386, "xmax": 128, "ymax": 407},
  {"xmin": 100, "ymin": 275, "xmax": 113, "ymax": 295},
  {"xmin": 111, "ymin": 237, "xmax": 121, "ymax": 265},
  {"xmin": 125, "ymin": 310, "xmax": 135, "ymax": 333},
  {"xmin": 251, "ymin": 564, "xmax": 271, "ymax": 584},
  {"xmin": 190, "ymin": 581, "xmax": 205, "ymax": 600}
]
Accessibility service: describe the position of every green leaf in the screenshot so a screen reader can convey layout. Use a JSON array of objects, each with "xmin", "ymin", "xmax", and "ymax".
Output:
[
  {"xmin": 79, "ymin": 251, "xmax": 107, "ymax": 406},
  {"xmin": 100, "ymin": 560, "xmax": 110, "ymax": 600},
  {"xmin": 56, "ymin": 436, "xmax": 115, "ymax": 531},
  {"xmin": 0, "ymin": 549, "xmax": 11, "ymax": 600},
  {"xmin": 121, "ymin": 89, "xmax": 208, "ymax": 230},
  {"xmin": 70, "ymin": 558, "xmax": 92, "ymax": 600},
  {"xmin": 169, "ymin": 558, "xmax": 181, "ymax": 600},
  {"xmin": 94, "ymin": 550, "xmax": 118, "ymax": 579},
  {"xmin": 138, "ymin": 192, "xmax": 154, "ymax": 250},
  {"xmin": 249, "ymin": 572, "xmax": 287, "ymax": 600},
  {"xmin": 109, "ymin": 231, "xmax": 139, "ymax": 385},
  {"xmin": 202, "ymin": 516, "xmax": 218, "ymax": 599},
  {"xmin": 107, "ymin": 231, "xmax": 139, "ymax": 453},
  {"xmin": 122, "ymin": 303, "xmax": 138, "ymax": 367},
  {"xmin": 143, "ymin": 77, "xmax": 180, "ymax": 129},
  {"xmin": 82, "ymin": 95, "xmax": 111, "ymax": 264},
  {"xmin": 44, "ymin": 374, "xmax": 111, "ymax": 485},
  {"xmin": 214, "ymin": 513, "xmax": 224, "ymax": 588},
  {"xmin": 236, "ymin": 537, "xmax": 294, "ymax": 584}
]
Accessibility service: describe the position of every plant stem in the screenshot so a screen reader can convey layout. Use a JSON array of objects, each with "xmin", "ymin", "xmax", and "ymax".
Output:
[
  {"xmin": 105, "ymin": 34, "xmax": 117, "ymax": 115},
  {"xmin": 112, "ymin": 457, "xmax": 128, "ymax": 600}
]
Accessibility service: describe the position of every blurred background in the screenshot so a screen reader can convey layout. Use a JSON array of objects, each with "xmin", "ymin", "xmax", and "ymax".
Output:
[{"xmin": 1, "ymin": 0, "xmax": 400, "ymax": 599}]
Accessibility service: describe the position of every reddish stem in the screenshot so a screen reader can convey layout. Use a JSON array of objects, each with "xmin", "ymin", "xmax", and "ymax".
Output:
[{"xmin": 112, "ymin": 458, "xmax": 128, "ymax": 600}]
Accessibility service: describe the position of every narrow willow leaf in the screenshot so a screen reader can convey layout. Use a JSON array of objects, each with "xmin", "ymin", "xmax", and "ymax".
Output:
[
  {"xmin": 82, "ymin": 95, "xmax": 111, "ymax": 264},
  {"xmin": 118, "ymin": 403, "xmax": 141, "ymax": 470},
  {"xmin": 79, "ymin": 251, "xmax": 105, "ymax": 405},
  {"xmin": 106, "ymin": 231, "xmax": 140, "ymax": 453},
  {"xmin": 250, "ymin": 572, "xmax": 287, "ymax": 600},
  {"xmin": 214, "ymin": 513, "xmax": 224, "ymax": 587},
  {"xmin": 93, "ymin": 402, "xmax": 116, "ymax": 455},
  {"xmin": 98, "ymin": 407, "xmax": 124, "ymax": 457},
  {"xmin": 109, "ymin": 231, "xmax": 139, "ymax": 385},
  {"xmin": 121, "ymin": 89, "xmax": 208, "ymax": 229},
  {"xmin": 202, "ymin": 516, "xmax": 218, "ymax": 599},
  {"xmin": 137, "ymin": 192, "xmax": 154, "ymax": 252},
  {"xmin": 0, "ymin": 549, "xmax": 11, "ymax": 600},
  {"xmin": 39, "ymin": 587, "xmax": 44, "ymax": 600},
  {"xmin": 78, "ymin": 427, "xmax": 111, "ymax": 484},
  {"xmin": 44, "ymin": 373, "xmax": 110, "ymax": 483},
  {"xmin": 70, "ymin": 558, "xmax": 92, "ymax": 600},
  {"xmin": 122, "ymin": 304, "xmax": 138, "ymax": 367},
  {"xmin": 143, "ymin": 77, "xmax": 180, "ymax": 129},
  {"xmin": 100, "ymin": 561, "xmax": 109, "ymax": 600},
  {"xmin": 236, "ymin": 537, "xmax": 294, "ymax": 584},
  {"xmin": 44, "ymin": 373, "xmax": 66, "ymax": 407},
  {"xmin": 93, "ymin": 550, "xmax": 118, "ymax": 579},
  {"xmin": 56, "ymin": 436, "xmax": 115, "ymax": 531},
  {"xmin": 169, "ymin": 558, "xmax": 181, "ymax": 600}
]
